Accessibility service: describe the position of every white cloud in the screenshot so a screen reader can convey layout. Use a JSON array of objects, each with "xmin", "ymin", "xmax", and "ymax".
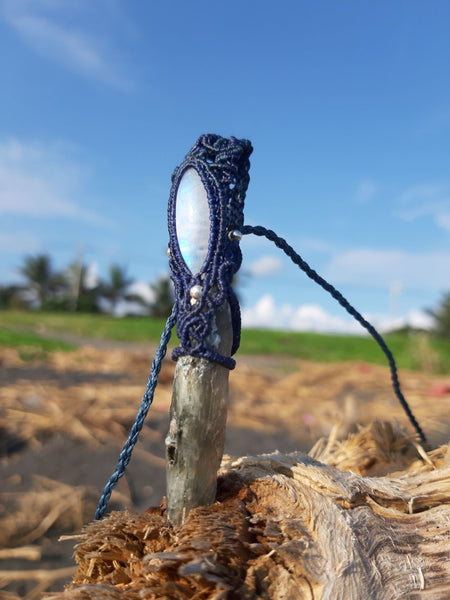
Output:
[
  {"xmin": 407, "ymin": 309, "xmax": 434, "ymax": 330},
  {"xmin": 297, "ymin": 237, "xmax": 333, "ymax": 253},
  {"xmin": 112, "ymin": 280, "xmax": 155, "ymax": 317},
  {"xmin": 127, "ymin": 280, "xmax": 155, "ymax": 305},
  {"xmin": 290, "ymin": 303, "xmax": 362, "ymax": 334},
  {"xmin": 0, "ymin": 0, "xmax": 133, "ymax": 90},
  {"xmin": 400, "ymin": 183, "xmax": 443, "ymax": 206},
  {"xmin": 241, "ymin": 294, "xmax": 434, "ymax": 334},
  {"xmin": 242, "ymin": 295, "xmax": 361, "ymax": 333},
  {"xmin": 83, "ymin": 262, "xmax": 99, "ymax": 290},
  {"xmin": 397, "ymin": 183, "xmax": 450, "ymax": 232},
  {"xmin": 0, "ymin": 138, "xmax": 112, "ymax": 225},
  {"xmin": 325, "ymin": 248, "xmax": 450, "ymax": 291},
  {"xmin": 246, "ymin": 255, "xmax": 283, "ymax": 277}
]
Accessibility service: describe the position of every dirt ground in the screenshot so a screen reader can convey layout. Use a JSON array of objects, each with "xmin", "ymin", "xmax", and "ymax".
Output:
[{"xmin": 1, "ymin": 343, "xmax": 449, "ymax": 598}]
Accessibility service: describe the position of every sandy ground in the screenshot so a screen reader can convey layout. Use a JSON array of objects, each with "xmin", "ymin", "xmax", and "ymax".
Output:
[{"xmin": 1, "ymin": 344, "xmax": 449, "ymax": 598}]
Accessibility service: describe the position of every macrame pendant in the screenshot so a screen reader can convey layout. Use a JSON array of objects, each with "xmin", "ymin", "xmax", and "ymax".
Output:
[
  {"xmin": 94, "ymin": 133, "xmax": 426, "ymax": 524},
  {"xmin": 168, "ymin": 134, "xmax": 253, "ymax": 369}
]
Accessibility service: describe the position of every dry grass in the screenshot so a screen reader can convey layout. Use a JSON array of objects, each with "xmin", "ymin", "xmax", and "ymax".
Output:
[
  {"xmin": 0, "ymin": 346, "xmax": 174, "ymax": 449},
  {"xmin": 1, "ymin": 346, "xmax": 449, "ymax": 598},
  {"xmin": 231, "ymin": 359, "xmax": 450, "ymax": 447}
]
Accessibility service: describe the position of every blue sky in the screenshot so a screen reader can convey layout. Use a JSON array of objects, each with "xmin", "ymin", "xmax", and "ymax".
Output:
[{"xmin": 0, "ymin": 0, "xmax": 449, "ymax": 332}]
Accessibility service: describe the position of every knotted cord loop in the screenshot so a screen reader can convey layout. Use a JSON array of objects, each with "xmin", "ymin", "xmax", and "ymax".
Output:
[
  {"xmin": 241, "ymin": 224, "xmax": 427, "ymax": 446},
  {"xmin": 95, "ymin": 308, "xmax": 176, "ymax": 519}
]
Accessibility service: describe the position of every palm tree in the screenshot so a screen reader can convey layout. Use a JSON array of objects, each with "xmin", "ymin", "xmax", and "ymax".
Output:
[
  {"xmin": 19, "ymin": 254, "xmax": 65, "ymax": 307},
  {"xmin": 428, "ymin": 292, "xmax": 450, "ymax": 338},
  {"xmin": 150, "ymin": 275, "xmax": 174, "ymax": 318},
  {"xmin": 65, "ymin": 261, "xmax": 101, "ymax": 313},
  {"xmin": 99, "ymin": 264, "xmax": 136, "ymax": 314},
  {"xmin": 0, "ymin": 284, "xmax": 28, "ymax": 310}
]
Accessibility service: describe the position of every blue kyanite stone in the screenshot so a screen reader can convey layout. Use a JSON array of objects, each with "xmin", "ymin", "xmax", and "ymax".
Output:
[{"xmin": 175, "ymin": 168, "xmax": 210, "ymax": 274}]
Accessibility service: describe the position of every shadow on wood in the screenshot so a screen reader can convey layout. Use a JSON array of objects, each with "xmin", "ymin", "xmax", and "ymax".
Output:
[{"xmin": 45, "ymin": 421, "xmax": 450, "ymax": 599}]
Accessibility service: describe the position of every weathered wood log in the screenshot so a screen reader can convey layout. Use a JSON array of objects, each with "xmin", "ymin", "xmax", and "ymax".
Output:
[{"xmin": 44, "ymin": 422, "xmax": 450, "ymax": 599}]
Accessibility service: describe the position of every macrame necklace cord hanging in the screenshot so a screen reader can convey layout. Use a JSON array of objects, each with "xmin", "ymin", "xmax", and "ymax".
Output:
[
  {"xmin": 95, "ymin": 134, "xmax": 427, "ymax": 520},
  {"xmin": 240, "ymin": 224, "xmax": 428, "ymax": 447},
  {"xmin": 95, "ymin": 308, "xmax": 176, "ymax": 521}
]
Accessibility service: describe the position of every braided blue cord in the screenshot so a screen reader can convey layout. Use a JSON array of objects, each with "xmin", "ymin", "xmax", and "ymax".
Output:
[
  {"xmin": 241, "ymin": 224, "xmax": 427, "ymax": 446},
  {"xmin": 95, "ymin": 308, "xmax": 177, "ymax": 520}
]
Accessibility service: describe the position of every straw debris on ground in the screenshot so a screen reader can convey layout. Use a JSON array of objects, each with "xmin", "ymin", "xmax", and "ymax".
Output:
[{"xmin": 1, "ymin": 345, "xmax": 449, "ymax": 598}]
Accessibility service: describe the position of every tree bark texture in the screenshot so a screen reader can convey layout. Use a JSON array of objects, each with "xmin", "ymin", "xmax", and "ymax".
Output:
[{"xmin": 45, "ymin": 422, "xmax": 450, "ymax": 600}]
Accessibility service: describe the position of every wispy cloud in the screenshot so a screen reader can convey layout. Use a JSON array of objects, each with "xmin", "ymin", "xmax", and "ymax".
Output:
[
  {"xmin": 241, "ymin": 294, "xmax": 433, "ymax": 334},
  {"xmin": 246, "ymin": 255, "xmax": 283, "ymax": 277},
  {"xmin": 325, "ymin": 247, "xmax": 450, "ymax": 291},
  {"xmin": 397, "ymin": 183, "xmax": 450, "ymax": 232},
  {"xmin": 0, "ymin": 138, "xmax": 113, "ymax": 226},
  {"xmin": 0, "ymin": 0, "xmax": 134, "ymax": 91},
  {"xmin": 297, "ymin": 236, "xmax": 333, "ymax": 254}
]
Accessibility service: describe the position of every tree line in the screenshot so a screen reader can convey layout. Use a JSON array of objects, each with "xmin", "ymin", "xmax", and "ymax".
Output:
[
  {"xmin": 430, "ymin": 292, "xmax": 450, "ymax": 338},
  {"xmin": 0, "ymin": 254, "xmax": 174, "ymax": 318},
  {"xmin": 1, "ymin": 253, "xmax": 449, "ymax": 338}
]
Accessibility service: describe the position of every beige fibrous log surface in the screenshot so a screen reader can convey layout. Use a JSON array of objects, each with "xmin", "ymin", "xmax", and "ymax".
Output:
[{"xmin": 44, "ymin": 421, "xmax": 450, "ymax": 600}]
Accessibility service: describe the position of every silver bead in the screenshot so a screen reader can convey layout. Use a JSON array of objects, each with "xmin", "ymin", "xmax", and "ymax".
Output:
[
  {"xmin": 228, "ymin": 229, "xmax": 242, "ymax": 242},
  {"xmin": 167, "ymin": 246, "xmax": 171, "ymax": 258},
  {"xmin": 189, "ymin": 284, "xmax": 203, "ymax": 299}
]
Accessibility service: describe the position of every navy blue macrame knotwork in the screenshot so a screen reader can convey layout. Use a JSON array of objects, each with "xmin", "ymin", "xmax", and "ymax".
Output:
[
  {"xmin": 241, "ymin": 224, "xmax": 428, "ymax": 446},
  {"xmin": 168, "ymin": 134, "xmax": 253, "ymax": 370},
  {"xmin": 95, "ymin": 308, "xmax": 176, "ymax": 520}
]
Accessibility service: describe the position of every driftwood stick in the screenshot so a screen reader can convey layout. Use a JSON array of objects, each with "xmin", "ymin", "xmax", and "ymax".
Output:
[
  {"xmin": 164, "ymin": 135, "xmax": 251, "ymax": 526},
  {"xmin": 165, "ymin": 300, "xmax": 232, "ymax": 525}
]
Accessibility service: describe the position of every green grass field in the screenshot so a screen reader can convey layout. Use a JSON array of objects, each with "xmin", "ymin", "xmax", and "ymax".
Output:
[
  {"xmin": 0, "ymin": 326, "xmax": 76, "ymax": 361},
  {"xmin": 0, "ymin": 310, "xmax": 449, "ymax": 372}
]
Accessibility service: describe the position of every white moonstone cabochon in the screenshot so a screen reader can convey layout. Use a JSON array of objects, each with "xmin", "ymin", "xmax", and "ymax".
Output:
[{"xmin": 175, "ymin": 168, "xmax": 211, "ymax": 274}]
